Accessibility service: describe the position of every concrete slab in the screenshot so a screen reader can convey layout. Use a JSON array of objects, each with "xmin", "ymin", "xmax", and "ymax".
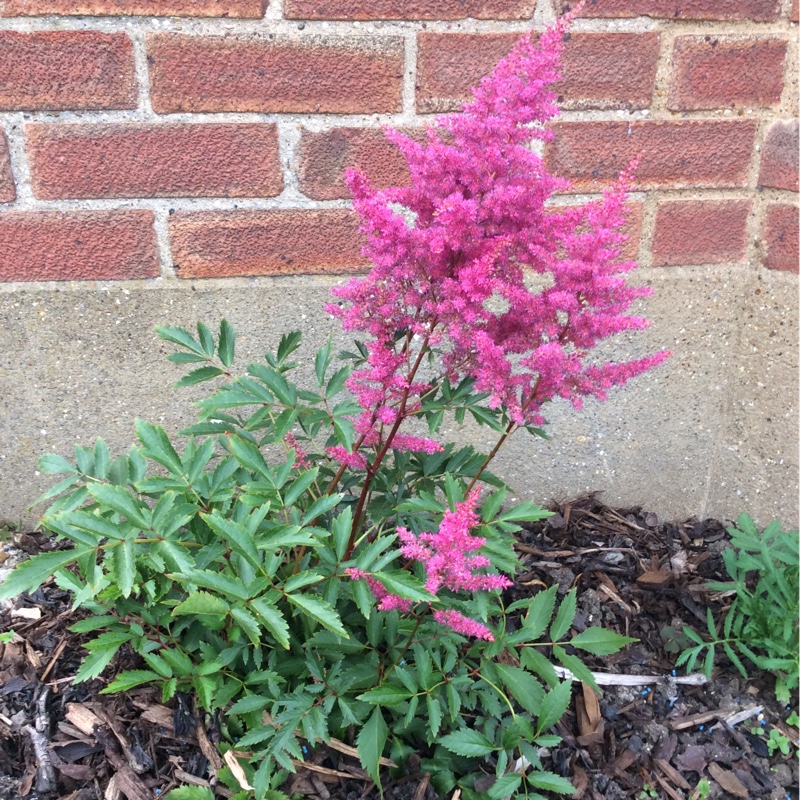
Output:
[{"xmin": 0, "ymin": 267, "xmax": 796, "ymax": 529}]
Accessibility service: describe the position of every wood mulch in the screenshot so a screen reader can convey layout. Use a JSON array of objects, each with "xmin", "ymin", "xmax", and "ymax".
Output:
[{"xmin": 0, "ymin": 495, "xmax": 797, "ymax": 800}]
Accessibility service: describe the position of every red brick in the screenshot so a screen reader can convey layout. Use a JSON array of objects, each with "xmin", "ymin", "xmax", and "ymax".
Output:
[
  {"xmin": 758, "ymin": 119, "xmax": 799, "ymax": 193},
  {"xmin": 762, "ymin": 204, "xmax": 799, "ymax": 272},
  {"xmin": 0, "ymin": 211, "xmax": 158, "ymax": 282},
  {"xmin": 554, "ymin": 0, "xmax": 781, "ymax": 21},
  {"xmin": 297, "ymin": 127, "xmax": 424, "ymax": 200},
  {"xmin": 792, "ymin": 0, "xmax": 799, "ymax": 22},
  {"xmin": 545, "ymin": 120, "xmax": 757, "ymax": 191},
  {"xmin": 27, "ymin": 123, "xmax": 282, "ymax": 200},
  {"xmin": 0, "ymin": 31, "xmax": 136, "ymax": 111},
  {"xmin": 0, "ymin": 0, "xmax": 266, "ymax": 15},
  {"xmin": 284, "ymin": 0, "xmax": 534, "ymax": 19},
  {"xmin": 148, "ymin": 34, "xmax": 403, "ymax": 115},
  {"xmin": 0, "ymin": 130, "xmax": 14, "ymax": 203},
  {"xmin": 416, "ymin": 32, "xmax": 659, "ymax": 114},
  {"xmin": 652, "ymin": 200, "xmax": 751, "ymax": 267},
  {"xmin": 169, "ymin": 210, "xmax": 369, "ymax": 278},
  {"xmin": 669, "ymin": 37, "xmax": 787, "ymax": 111}
]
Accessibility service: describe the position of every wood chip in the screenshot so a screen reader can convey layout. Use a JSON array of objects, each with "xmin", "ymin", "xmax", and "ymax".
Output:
[
  {"xmin": 654, "ymin": 758, "xmax": 691, "ymax": 790},
  {"xmin": 195, "ymin": 722, "xmax": 223, "ymax": 771},
  {"xmin": 668, "ymin": 709, "xmax": 721, "ymax": 731},
  {"xmin": 224, "ymin": 750, "xmax": 254, "ymax": 791},
  {"xmin": 636, "ymin": 569, "xmax": 672, "ymax": 587},
  {"xmin": 65, "ymin": 703, "xmax": 102, "ymax": 738},
  {"xmin": 582, "ymin": 683, "xmax": 601, "ymax": 729},
  {"xmin": 653, "ymin": 771, "xmax": 686, "ymax": 800},
  {"xmin": 11, "ymin": 608, "xmax": 42, "ymax": 621},
  {"xmin": 173, "ymin": 768, "xmax": 213, "ymax": 787},
  {"xmin": 708, "ymin": 762, "xmax": 749, "ymax": 798}
]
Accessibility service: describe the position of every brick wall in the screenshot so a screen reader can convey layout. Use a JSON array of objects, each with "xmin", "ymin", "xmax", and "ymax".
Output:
[{"xmin": 0, "ymin": 0, "xmax": 797, "ymax": 281}]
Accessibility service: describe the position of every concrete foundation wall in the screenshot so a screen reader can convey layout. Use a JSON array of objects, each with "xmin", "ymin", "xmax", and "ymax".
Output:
[{"xmin": 1, "ymin": 266, "xmax": 796, "ymax": 528}]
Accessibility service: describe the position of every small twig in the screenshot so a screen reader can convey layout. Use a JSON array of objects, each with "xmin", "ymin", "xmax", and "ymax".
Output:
[
  {"xmin": 554, "ymin": 666, "xmax": 707, "ymax": 687},
  {"xmin": 23, "ymin": 724, "xmax": 57, "ymax": 794},
  {"xmin": 413, "ymin": 772, "xmax": 431, "ymax": 800}
]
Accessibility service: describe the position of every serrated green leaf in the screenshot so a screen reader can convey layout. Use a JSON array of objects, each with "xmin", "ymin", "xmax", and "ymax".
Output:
[
  {"xmin": 439, "ymin": 728, "xmax": 496, "ymax": 758},
  {"xmin": 101, "ymin": 670, "xmax": 162, "ymax": 694},
  {"xmin": 487, "ymin": 774, "xmax": 522, "ymax": 799},
  {"xmin": 553, "ymin": 646, "xmax": 598, "ymax": 693},
  {"xmin": 283, "ymin": 468, "xmax": 320, "ymax": 507},
  {"xmin": 570, "ymin": 628, "xmax": 636, "ymax": 656},
  {"xmin": 372, "ymin": 571, "xmax": 436, "ymax": 603},
  {"xmin": 173, "ymin": 591, "xmax": 230, "ymax": 618},
  {"xmin": 227, "ymin": 435, "xmax": 270, "ymax": 479},
  {"xmin": 112, "ymin": 538, "xmax": 136, "ymax": 598},
  {"xmin": 167, "ymin": 351, "xmax": 208, "ymax": 365},
  {"xmin": 200, "ymin": 513, "xmax": 260, "ymax": 570},
  {"xmin": 357, "ymin": 707, "xmax": 388, "ymax": 789},
  {"xmin": 526, "ymin": 771, "xmax": 577, "ymax": 795},
  {"xmin": 39, "ymin": 453, "xmax": 77, "ymax": 475},
  {"xmin": 250, "ymin": 599, "xmax": 290, "ymax": 649},
  {"xmin": 494, "ymin": 663, "xmax": 544, "ymax": 716},
  {"xmin": 286, "ymin": 594, "xmax": 347, "ymax": 638},
  {"xmin": 175, "ymin": 366, "xmax": 225, "ymax": 388},
  {"xmin": 520, "ymin": 647, "xmax": 560, "ymax": 689},
  {"xmin": 498, "ymin": 501, "xmax": 553, "ymax": 523},
  {"xmin": 156, "ymin": 325, "xmax": 206, "ymax": 356},
  {"xmin": 537, "ymin": 681, "xmax": 572, "ymax": 734},
  {"xmin": 87, "ymin": 483, "xmax": 150, "ymax": 529},
  {"xmin": 228, "ymin": 695, "xmax": 271, "ymax": 715},
  {"xmin": 550, "ymin": 588, "xmax": 577, "ymax": 642},
  {"xmin": 231, "ymin": 607, "xmax": 262, "ymax": 648},
  {"xmin": 426, "ymin": 695, "xmax": 442, "ymax": 739},
  {"xmin": 68, "ymin": 616, "xmax": 120, "ymax": 633},
  {"xmin": 523, "ymin": 585, "xmax": 558, "ymax": 641},
  {"xmin": 218, "ymin": 319, "xmax": 236, "ymax": 367},
  {"xmin": 302, "ymin": 493, "xmax": 343, "ymax": 526},
  {"xmin": 142, "ymin": 652, "xmax": 173, "ymax": 679},
  {"xmin": 0, "ymin": 547, "xmax": 92, "ymax": 601},
  {"xmin": 164, "ymin": 786, "xmax": 215, "ymax": 800},
  {"xmin": 357, "ymin": 684, "xmax": 414, "ymax": 706},
  {"xmin": 74, "ymin": 645, "xmax": 123, "ymax": 683},
  {"xmin": 135, "ymin": 419, "xmax": 184, "ymax": 475}
]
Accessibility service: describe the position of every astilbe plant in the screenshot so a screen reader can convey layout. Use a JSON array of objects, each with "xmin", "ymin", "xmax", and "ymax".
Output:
[{"xmin": 1, "ymin": 15, "xmax": 668, "ymax": 800}]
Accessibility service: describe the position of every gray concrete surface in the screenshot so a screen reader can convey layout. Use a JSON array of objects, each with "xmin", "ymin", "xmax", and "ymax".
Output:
[{"xmin": 0, "ymin": 266, "xmax": 797, "ymax": 530}]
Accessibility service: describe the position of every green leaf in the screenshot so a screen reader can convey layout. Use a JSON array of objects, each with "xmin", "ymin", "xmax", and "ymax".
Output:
[
  {"xmin": 101, "ymin": 670, "xmax": 162, "ymax": 694},
  {"xmin": 553, "ymin": 646, "xmax": 598, "ymax": 693},
  {"xmin": 218, "ymin": 319, "xmax": 236, "ymax": 367},
  {"xmin": 156, "ymin": 325, "xmax": 206, "ymax": 356},
  {"xmin": 69, "ymin": 616, "xmax": 120, "ymax": 633},
  {"xmin": 231, "ymin": 607, "xmax": 262, "ymax": 648},
  {"xmin": 164, "ymin": 786, "xmax": 215, "ymax": 800},
  {"xmin": 142, "ymin": 652, "xmax": 173, "ymax": 679},
  {"xmin": 550, "ymin": 588, "xmax": 577, "ymax": 642},
  {"xmin": 520, "ymin": 647, "xmax": 560, "ymax": 689},
  {"xmin": 173, "ymin": 591, "xmax": 230, "ymax": 618},
  {"xmin": 494, "ymin": 663, "xmax": 544, "ymax": 716},
  {"xmin": 135, "ymin": 419, "xmax": 184, "ymax": 475},
  {"xmin": 357, "ymin": 707, "xmax": 388, "ymax": 789},
  {"xmin": 175, "ymin": 366, "xmax": 225, "ymax": 388},
  {"xmin": 439, "ymin": 728, "xmax": 496, "ymax": 758},
  {"xmin": 498, "ymin": 501, "xmax": 553, "ymax": 523},
  {"xmin": 0, "ymin": 548, "xmax": 92, "ymax": 600},
  {"xmin": 570, "ymin": 628, "xmax": 636, "ymax": 656},
  {"xmin": 332, "ymin": 507, "xmax": 353, "ymax": 561},
  {"xmin": 283, "ymin": 468, "xmax": 320, "ymax": 507},
  {"xmin": 487, "ymin": 774, "xmax": 522, "ymax": 800},
  {"xmin": 357, "ymin": 685, "xmax": 414, "ymax": 706},
  {"xmin": 426, "ymin": 695, "xmax": 442, "ymax": 739},
  {"xmin": 74, "ymin": 645, "xmax": 123, "ymax": 683},
  {"xmin": 526, "ymin": 771, "xmax": 577, "ymax": 795},
  {"xmin": 112, "ymin": 539, "xmax": 136, "ymax": 599},
  {"xmin": 227, "ymin": 435, "xmax": 270, "ymax": 479},
  {"xmin": 372, "ymin": 571, "xmax": 436, "ymax": 603},
  {"xmin": 537, "ymin": 681, "xmax": 572, "ymax": 734},
  {"xmin": 250, "ymin": 599, "xmax": 290, "ymax": 649},
  {"xmin": 286, "ymin": 594, "xmax": 348, "ymax": 638},
  {"xmin": 301, "ymin": 494, "xmax": 343, "ymax": 525},
  {"xmin": 39, "ymin": 453, "xmax": 77, "ymax": 475},
  {"xmin": 87, "ymin": 483, "xmax": 150, "ymax": 529},
  {"xmin": 314, "ymin": 339, "xmax": 332, "ymax": 387},
  {"xmin": 523, "ymin": 585, "xmax": 558, "ymax": 641},
  {"xmin": 196, "ymin": 321, "xmax": 215, "ymax": 356},
  {"xmin": 200, "ymin": 513, "xmax": 260, "ymax": 570},
  {"xmin": 228, "ymin": 695, "xmax": 271, "ymax": 715}
]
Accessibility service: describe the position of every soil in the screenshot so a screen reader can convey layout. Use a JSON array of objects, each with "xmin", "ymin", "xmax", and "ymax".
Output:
[{"xmin": 0, "ymin": 495, "xmax": 797, "ymax": 800}]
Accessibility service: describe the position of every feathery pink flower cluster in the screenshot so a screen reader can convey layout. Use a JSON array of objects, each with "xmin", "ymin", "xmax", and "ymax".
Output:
[
  {"xmin": 328, "ymin": 14, "xmax": 668, "ymax": 437},
  {"xmin": 347, "ymin": 492, "xmax": 508, "ymax": 640}
]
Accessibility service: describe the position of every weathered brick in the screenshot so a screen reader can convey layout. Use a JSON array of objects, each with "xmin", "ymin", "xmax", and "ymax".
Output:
[
  {"xmin": 0, "ymin": 211, "xmax": 158, "ymax": 282},
  {"xmin": 169, "ymin": 210, "xmax": 369, "ymax": 278},
  {"xmin": 0, "ymin": 130, "xmax": 14, "ymax": 203},
  {"xmin": 669, "ymin": 37, "xmax": 787, "ymax": 111},
  {"xmin": 0, "ymin": 31, "xmax": 136, "ymax": 111},
  {"xmin": 283, "ymin": 0, "xmax": 534, "ymax": 19},
  {"xmin": 148, "ymin": 34, "xmax": 403, "ymax": 115},
  {"xmin": 554, "ymin": 0, "xmax": 781, "ymax": 21},
  {"xmin": 762, "ymin": 204, "xmax": 799, "ymax": 272},
  {"xmin": 297, "ymin": 127, "xmax": 425, "ymax": 200},
  {"xmin": 416, "ymin": 32, "xmax": 659, "ymax": 114},
  {"xmin": 27, "ymin": 123, "xmax": 282, "ymax": 200},
  {"xmin": 652, "ymin": 200, "xmax": 751, "ymax": 267},
  {"xmin": 792, "ymin": 0, "xmax": 799, "ymax": 22},
  {"xmin": 0, "ymin": 0, "xmax": 266, "ymax": 16},
  {"xmin": 545, "ymin": 120, "xmax": 757, "ymax": 191},
  {"xmin": 758, "ymin": 119, "xmax": 799, "ymax": 193}
]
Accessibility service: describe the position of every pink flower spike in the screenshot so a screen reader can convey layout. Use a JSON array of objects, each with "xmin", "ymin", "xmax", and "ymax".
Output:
[{"xmin": 433, "ymin": 609, "xmax": 494, "ymax": 641}]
